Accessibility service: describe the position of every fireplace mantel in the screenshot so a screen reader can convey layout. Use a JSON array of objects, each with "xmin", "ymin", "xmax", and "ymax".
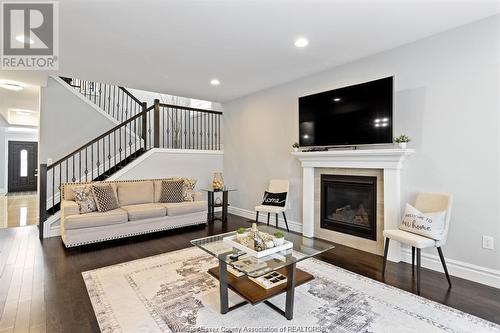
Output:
[
  {"xmin": 292, "ymin": 148, "xmax": 414, "ymax": 169},
  {"xmin": 292, "ymin": 148, "xmax": 414, "ymax": 262}
]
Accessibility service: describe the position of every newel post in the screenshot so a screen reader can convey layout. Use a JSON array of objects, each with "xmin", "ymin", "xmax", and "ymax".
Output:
[
  {"xmin": 154, "ymin": 99, "xmax": 160, "ymax": 148},
  {"xmin": 141, "ymin": 102, "xmax": 148, "ymax": 150},
  {"xmin": 38, "ymin": 163, "xmax": 47, "ymax": 240}
]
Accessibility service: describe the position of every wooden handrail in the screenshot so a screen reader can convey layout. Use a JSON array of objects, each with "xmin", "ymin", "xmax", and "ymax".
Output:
[
  {"xmin": 120, "ymin": 86, "xmax": 143, "ymax": 106},
  {"xmin": 158, "ymin": 103, "xmax": 223, "ymax": 115}
]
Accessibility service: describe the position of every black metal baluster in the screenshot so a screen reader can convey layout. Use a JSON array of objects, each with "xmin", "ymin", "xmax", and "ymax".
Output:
[
  {"xmin": 65, "ymin": 160, "xmax": 68, "ymax": 184},
  {"xmin": 119, "ymin": 126, "xmax": 123, "ymax": 166},
  {"xmin": 102, "ymin": 139, "xmax": 106, "ymax": 177},
  {"xmin": 52, "ymin": 168, "xmax": 55, "ymax": 212},
  {"xmin": 78, "ymin": 151, "xmax": 81, "ymax": 181},
  {"xmin": 134, "ymin": 118, "xmax": 137, "ymax": 152},
  {"xmin": 114, "ymin": 131, "xmax": 117, "ymax": 168},
  {"xmin": 85, "ymin": 147, "xmax": 88, "ymax": 182},
  {"xmin": 108, "ymin": 134, "xmax": 112, "ymax": 176},
  {"xmin": 97, "ymin": 139, "xmax": 100, "ymax": 177},
  {"xmin": 121, "ymin": 91, "xmax": 125, "ymax": 122}
]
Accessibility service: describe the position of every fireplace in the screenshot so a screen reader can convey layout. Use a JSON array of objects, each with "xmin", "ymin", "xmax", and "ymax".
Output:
[{"xmin": 320, "ymin": 174, "xmax": 377, "ymax": 240}]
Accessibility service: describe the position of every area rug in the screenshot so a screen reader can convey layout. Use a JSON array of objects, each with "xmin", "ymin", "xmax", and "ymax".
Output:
[{"xmin": 83, "ymin": 247, "xmax": 500, "ymax": 333}]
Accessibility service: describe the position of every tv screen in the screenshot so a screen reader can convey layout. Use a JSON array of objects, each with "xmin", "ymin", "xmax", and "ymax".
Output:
[{"xmin": 299, "ymin": 77, "xmax": 393, "ymax": 147}]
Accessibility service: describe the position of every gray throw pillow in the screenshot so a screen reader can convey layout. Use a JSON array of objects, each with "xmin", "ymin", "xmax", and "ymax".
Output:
[
  {"xmin": 73, "ymin": 185, "xmax": 97, "ymax": 214},
  {"xmin": 159, "ymin": 179, "xmax": 185, "ymax": 203},
  {"xmin": 92, "ymin": 184, "xmax": 119, "ymax": 212}
]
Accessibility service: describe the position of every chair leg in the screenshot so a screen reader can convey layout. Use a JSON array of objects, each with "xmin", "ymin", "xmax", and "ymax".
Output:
[
  {"xmin": 437, "ymin": 247, "xmax": 452, "ymax": 287},
  {"xmin": 282, "ymin": 212, "xmax": 289, "ymax": 232},
  {"xmin": 382, "ymin": 238, "xmax": 390, "ymax": 277},
  {"xmin": 255, "ymin": 211, "xmax": 259, "ymax": 223},
  {"xmin": 267, "ymin": 213, "xmax": 270, "ymax": 225},
  {"xmin": 412, "ymin": 247, "xmax": 415, "ymax": 273},
  {"xmin": 417, "ymin": 248, "xmax": 421, "ymax": 295},
  {"xmin": 275, "ymin": 213, "xmax": 278, "ymax": 229}
]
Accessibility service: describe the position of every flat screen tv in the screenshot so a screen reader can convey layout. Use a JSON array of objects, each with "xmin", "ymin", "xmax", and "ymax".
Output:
[{"xmin": 299, "ymin": 77, "xmax": 393, "ymax": 147}]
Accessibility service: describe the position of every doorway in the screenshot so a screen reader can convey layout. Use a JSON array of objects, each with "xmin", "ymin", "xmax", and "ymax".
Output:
[{"xmin": 8, "ymin": 141, "xmax": 38, "ymax": 192}]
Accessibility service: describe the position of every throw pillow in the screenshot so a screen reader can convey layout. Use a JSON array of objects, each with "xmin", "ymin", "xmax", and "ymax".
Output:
[
  {"xmin": 92, "ymin": 184, "xmax": 119, "ymax": 212},
  {"xmin": 159, "ymin": 179, "xmax": 185, "ymax": 203},
  {"xmin": 399, "ymin": 203, "xmax": 447, "ymax": 240},
  {"xmin": 182, "ymin": 177, "xmax": 197, "ymax": 201},
  {"xmin": 262, "ymin": 191, "xmax": 287, "ymax": 207},
  {"xmin": 73, "ymin": 186, "xmax": 97, "ymax": 214}
]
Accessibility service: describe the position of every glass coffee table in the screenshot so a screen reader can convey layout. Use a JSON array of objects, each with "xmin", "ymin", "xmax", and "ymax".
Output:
[{"xmin": 191, "ymin": 225, "xmax": 334, "ymax": 320}]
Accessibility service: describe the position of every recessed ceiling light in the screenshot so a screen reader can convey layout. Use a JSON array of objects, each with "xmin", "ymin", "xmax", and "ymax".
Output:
[
  {"xmin": 333, "ymin": 98, "xmax": 341, "ymax": 102},
  {"xmin": 294, "ymin": 37, "xmax": 309, "ymax": 48},
  {"xmin": 15, "ymin": 35, "xmax": 34, "ymax": 45},
  {"xmin": 210, "ymin": 79, "xmax": 220, "ymax": 86},
  {"xmin": 0, "ymin": 80, "xmax": 25, "ymax": 91}
]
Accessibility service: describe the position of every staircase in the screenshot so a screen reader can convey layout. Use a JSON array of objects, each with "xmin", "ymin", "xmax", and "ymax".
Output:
[{"xmin": 38, "ymin": 78, "xmax": 223, "ymax": 239}]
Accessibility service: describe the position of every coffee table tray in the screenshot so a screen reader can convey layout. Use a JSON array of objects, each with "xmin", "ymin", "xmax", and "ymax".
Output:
[{"xmin": 223, "ymin": 235, "xmax": 293, "ymax": 258}]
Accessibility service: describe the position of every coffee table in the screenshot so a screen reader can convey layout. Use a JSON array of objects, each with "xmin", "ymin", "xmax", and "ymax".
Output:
[{"xmin": 191, "ymin": 225, "xmax": 334, "ymax": 320}]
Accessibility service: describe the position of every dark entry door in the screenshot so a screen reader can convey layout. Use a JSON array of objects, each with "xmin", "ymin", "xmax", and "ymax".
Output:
[{"xmin": 8, "ymin": 141, "xmax": 38, "ymax": 192}]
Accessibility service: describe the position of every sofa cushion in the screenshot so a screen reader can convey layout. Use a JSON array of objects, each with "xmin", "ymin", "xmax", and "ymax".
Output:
[
  {"xmin": 117, "ymin": 181, "xmax": 154, "ymax": 206},
  {"xmin": 64, "ymin": 208, "xmax": 128, "ymax": 230},
  {"xmin": 121, "ymin": 203, "xmax": 166, "ymax": 221},
  {"xmin": 162, "ymin": 201, "xmax": 207, "ymax": 216}
]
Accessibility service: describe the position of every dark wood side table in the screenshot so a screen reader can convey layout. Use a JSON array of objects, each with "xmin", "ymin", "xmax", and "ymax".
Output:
[{"xmin": 201, "ymin": 188, "xmax": 236, "ymax": 222}]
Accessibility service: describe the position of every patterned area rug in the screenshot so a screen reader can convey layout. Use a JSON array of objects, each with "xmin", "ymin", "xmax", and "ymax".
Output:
[{"xmin": 83, "ymin": 247, "xmax": 500, "ymax": 333}]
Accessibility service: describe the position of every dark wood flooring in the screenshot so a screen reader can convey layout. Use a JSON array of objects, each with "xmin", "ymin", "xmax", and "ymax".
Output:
[{"xmin": 0, "ymin": 214, "xmax": 499, "ymax": 332}]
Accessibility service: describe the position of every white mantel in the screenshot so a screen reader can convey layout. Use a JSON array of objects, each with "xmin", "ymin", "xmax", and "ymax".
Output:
[{"xmin": 292, "ymin": 148, "xmax": 414, "ymax": 262}]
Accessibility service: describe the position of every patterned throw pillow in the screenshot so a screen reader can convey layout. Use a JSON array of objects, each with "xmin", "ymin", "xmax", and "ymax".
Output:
[
  {"xmin": 399, "ymin": 203, "xmax": 447, "ymax": 240},
  {"xmin": 92, "ymin": 184, "xmax": 119, "ymax": 212},
  {"xmin": 73, "ymin": 186, "xmax": 97, "ymax": 214},
  {"xmin": 159, "ymin": 179, "xmax": 185, "ymax": 203},
  {"xmin": 262, "ymin": 191, "xmax": 287, "ymax": 207},
  {"xmin": 182, "ymin": 177, "xmax": 197, "ymax": 201}
]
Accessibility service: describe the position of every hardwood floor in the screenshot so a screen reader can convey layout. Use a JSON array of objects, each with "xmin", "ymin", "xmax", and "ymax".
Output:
[
  {"xmin": 0, "ymin": 193, "xmax": 38, "ymax": 229},
  {"xmin": 0, "ymin": 214, "xmax": 499, "ymax": 333}
]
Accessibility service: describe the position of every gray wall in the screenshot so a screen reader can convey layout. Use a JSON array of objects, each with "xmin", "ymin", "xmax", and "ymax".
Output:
[
  {"xmin": 223, "ymin": 16, "xmax": 500, "ymax": 271},
  {"xmin": 39, "ymin": 77, "xmax": 118, "ymax": 164}
]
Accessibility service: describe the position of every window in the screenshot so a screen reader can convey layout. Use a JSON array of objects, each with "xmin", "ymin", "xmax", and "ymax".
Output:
[{"xmin": 20, "ymin": 149, "xmax": 28, "ymax": 177}]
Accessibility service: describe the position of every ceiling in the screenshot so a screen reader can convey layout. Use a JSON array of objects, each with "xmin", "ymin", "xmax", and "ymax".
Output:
[
  {"xmin": 0, "ymin": 84, "xmax": 39, "ymax": 127},
  {"xmin": 1, "ymin": 0, "xmax": 499, "ymax": 102}
]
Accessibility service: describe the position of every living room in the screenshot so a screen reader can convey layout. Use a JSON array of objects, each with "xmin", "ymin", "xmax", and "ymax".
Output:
[{"xmin": 0, "ymin": 1, "xmax": 499, "ymax": 332}]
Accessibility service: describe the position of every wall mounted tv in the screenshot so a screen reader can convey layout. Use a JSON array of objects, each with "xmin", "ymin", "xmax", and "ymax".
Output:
[{"xmin": 299, "ymin": 77, "xmax": 393, "ymax": 147}]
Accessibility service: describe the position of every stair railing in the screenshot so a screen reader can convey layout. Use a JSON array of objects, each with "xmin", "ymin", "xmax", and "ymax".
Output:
[{"xmin": 60, "ymin": 77, "xmax": 144, "ymax": 123}]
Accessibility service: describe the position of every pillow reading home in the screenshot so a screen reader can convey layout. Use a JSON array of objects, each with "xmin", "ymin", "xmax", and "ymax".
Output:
[
  {"xmin": 262, "ymin": 191, "xmax": 287, "ymax": 207},
  {"xmin": 399, "ymin": 203, "xmax": 446, "ymax": 240}
]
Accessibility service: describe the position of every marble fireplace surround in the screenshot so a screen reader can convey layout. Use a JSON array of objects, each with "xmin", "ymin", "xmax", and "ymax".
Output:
[{"xmin": 292, "ymin": 149, "xmax": 414, "ymax": 262}]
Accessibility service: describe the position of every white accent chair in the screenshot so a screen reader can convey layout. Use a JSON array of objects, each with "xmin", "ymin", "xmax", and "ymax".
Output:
[
  {"xmin": 382, "ymin": 192, "xmax": 453, "ymax": 295},
  {"xmin": 254, "ymin": 180, "xmax": 290, "ymax": 232}
]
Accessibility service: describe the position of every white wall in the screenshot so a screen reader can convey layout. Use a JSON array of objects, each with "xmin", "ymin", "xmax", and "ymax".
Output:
[
  {"xmin": 39, "ymin": 77, "xmax": 118, "ymax": 164},
  {"xmin": 223, "ymin": 16, "xmax": 500, "ymax": 274},
  {"xmin": 112, "ymin": 149, "xmax": 223, "ymax": 191}
]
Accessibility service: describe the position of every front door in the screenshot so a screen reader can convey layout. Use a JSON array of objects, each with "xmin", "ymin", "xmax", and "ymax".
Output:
[{"xmin": 8, "ymin": 141, "xmax": 38, "ymax": 192}]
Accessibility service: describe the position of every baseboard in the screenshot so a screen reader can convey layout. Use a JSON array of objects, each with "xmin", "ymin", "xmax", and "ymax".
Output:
[
  {"xmin": 401, "ymin": 247, "xmax": 500, "ymax": 289},
  {"xmin": 228, "ymin": 206, "xmax": 302, "ymax": 233},
  {"xmin": 0, "ymin": 188, "xmax": 6, "ymax": 195}
]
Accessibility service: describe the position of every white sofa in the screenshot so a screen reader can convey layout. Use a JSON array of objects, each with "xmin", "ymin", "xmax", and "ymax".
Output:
[{"xmin": 60, "ymin": 178, "xmax": 207, "ymax": 247}]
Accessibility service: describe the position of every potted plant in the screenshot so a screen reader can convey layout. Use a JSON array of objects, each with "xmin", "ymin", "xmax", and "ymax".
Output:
[
  {"xmin": 394, "ymin": 134, "xmax": 411, "ymax": 149},
  {"xmin": 236, "ymin": 227, "xmax": 247, "ymax": 240},
  {"xmin": 292, "ymin": 142, "xmax": 300, "ymax": 152},
  {"xmin": 273, "ymin": 231, "xmax": 285, "ymax": 246}
]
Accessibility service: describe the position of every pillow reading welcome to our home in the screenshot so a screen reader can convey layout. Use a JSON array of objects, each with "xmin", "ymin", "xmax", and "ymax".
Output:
[
  {"xmin": 399, "ymin": 203, "xmax": 447, "ymax": 240},
  {"xmin": 262, "ymin": 191, "xmax": 287, "ymax": 207}
]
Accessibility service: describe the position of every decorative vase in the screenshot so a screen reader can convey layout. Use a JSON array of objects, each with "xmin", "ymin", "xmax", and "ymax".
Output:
[
  {"xmin": 399, "ymin": 142, "xmax": 407, "ymax": 149},
  {"xmin": 236, "ymin": 232, "xmax": 247, "ymax": 241},
  {"xmin": 273, "ymin": 237, "xmax": 285, "ymax": 246},
  {"xmin": 212, "ymin": 172, "xmax": 224, "ymax": 191}
]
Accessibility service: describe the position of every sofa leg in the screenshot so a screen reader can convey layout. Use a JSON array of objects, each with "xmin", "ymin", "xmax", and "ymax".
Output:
[
  {"xmin": 255, "ymin": 211, "xmax": 259, "ymax": 223},
  {"xmin": 267, "ymin": 213, "xmax": 270, "ymax": 225},
  {"xmin": 437, "ymin": 247, "xmax": 452, "ymax": 287},
  {"xmin": 382, "ymin": 237, "xmax": 389, "ymax": 278},
  {"xmin": 275, "ymin": 213, "xmax": 278, "ymax": 229}
]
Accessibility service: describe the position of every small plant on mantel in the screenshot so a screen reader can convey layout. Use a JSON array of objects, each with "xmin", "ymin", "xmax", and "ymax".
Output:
[
  {"xmin": 394, "ymin": 134, "xmax": 411, "ymax": 149},
  {"xmin": 292, "ymin": 142, "xmax": 300, "ymax": 152}
]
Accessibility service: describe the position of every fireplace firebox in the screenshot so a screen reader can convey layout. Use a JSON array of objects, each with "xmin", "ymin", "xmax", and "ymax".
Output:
[{"xmin": 320, "ymin": 174, "xmax": 377, "ymax": 240}]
